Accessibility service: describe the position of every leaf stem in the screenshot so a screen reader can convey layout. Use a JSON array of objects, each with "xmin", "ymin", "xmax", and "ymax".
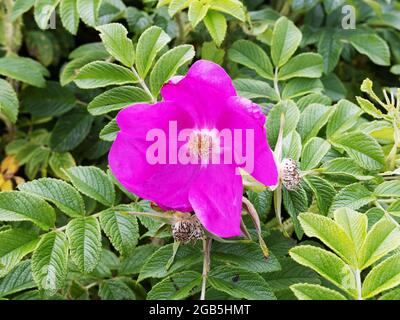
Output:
[
  {"xmin": 273, "ymin": 67, "xmax": 281, "ymax": 101},
  {"xmin": 130, "ymin": 66, "xmax": 157, "ymax": 104},
  {"xmin": 200, "ymin": 238, "xmax": 212, "ymax": 301},
  {"xmin": 355, "ymin": 268, "xmax": 362, "ymax": 300}
]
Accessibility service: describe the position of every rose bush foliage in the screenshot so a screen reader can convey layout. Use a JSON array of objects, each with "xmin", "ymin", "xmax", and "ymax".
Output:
[{"xmin": 0, "ymin": 0, "xmax": 400, "ymax": 300}]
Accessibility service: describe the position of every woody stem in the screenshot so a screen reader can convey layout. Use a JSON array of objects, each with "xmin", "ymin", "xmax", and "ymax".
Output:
[{"xmin": 200, "ymin": 238, "xmax": 212, "ymax": 300}]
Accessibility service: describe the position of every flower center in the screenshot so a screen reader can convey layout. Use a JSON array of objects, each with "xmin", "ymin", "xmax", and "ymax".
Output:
[{"xmin": 187, "ymin": 129, "xmax": 219, "ymax": 159}]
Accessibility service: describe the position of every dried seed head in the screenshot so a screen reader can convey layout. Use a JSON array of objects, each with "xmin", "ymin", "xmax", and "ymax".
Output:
[
  {"xmin": 281, "ymin": 158, "xmax": 301, "ymax": 191},
  {"xmin": 172, "ymin": 217, "xmax": 204, "ymax": 244}
]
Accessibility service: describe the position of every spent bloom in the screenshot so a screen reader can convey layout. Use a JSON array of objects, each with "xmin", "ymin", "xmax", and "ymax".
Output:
[{"xmin": 108, "ymin": 60, "xmax": 278, "ymax": 237}]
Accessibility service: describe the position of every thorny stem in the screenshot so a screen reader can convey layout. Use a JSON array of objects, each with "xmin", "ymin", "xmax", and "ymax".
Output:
[
  {"xmin": 200, "ymin": 238, "xmax": 212, "ymax": 301},
  {"xmin": 130, "ymin": 66, "xmax": 157, "ymax": 104}
]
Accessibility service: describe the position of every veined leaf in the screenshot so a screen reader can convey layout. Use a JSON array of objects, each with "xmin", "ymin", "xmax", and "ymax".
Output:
[
  {"xmin": 98, "ymin": 278, "xmax": 135, "ymax": 300},
  {"xmin": 60, "ymin": 0, "xmax": 79, "ymax": 35},
  {"xmin": 34, "ymin": 0, "xmax": 60, "ymax": 30},
  {"xmin": 374, "ymin": 181, "xmax": 400, "ymax": 197},
  {"xmin": 0, "ymin": 57, "xmax": 47, "ymax": 87},
  {"xmin": 0, "ymin": 79, "xmax": 19, "ymax": 124},
  {"xmin": 291, "ymin": 283, "xmax": 347, "ymax": 300},
  {"xmin": 300, "ymin": 137, "xmax": 331, "ymax": 170},
  {"xmin": 304, "ymin": 176, "xmax": 335, "ymax": 216},
  {"xmin": 297, "ymin": 104, "xmax": 333, "ymax": 143},
  {"xmin": 329, "ymin": 183, "xmax": 376, "ymax": 214},
  {"xmin": 0, "ymin": 261, "xmax": 36, "ymax": 298},
  {"xmin": 77, "ymin": 0, "xmax": 101, "ymax": 26},
  {"xmin": 278, "ymin": 53, "xmax": 323, "ymax": 80},
  {"xmin": 204, "ymin": 10, "xmax": 227, "ymax": 47}
]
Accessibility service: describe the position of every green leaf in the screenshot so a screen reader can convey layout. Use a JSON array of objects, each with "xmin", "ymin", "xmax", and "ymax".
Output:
[
  {"xmin": 374, "ymin": 181, "xmax": 400, "ymax": 197},
  {"xmin": 356, "ymin": 96, "xmax": 384, "ymax": 119},
  {"xmin": 289, "ymin": 245, "xmax": 356, "ymax": 295},
  {"xmin": 149, "ymin": 45, "xmax": 195, "ymax": 96},
  {"xmin": 321, "ymin": 158, "xmax": 373, "ymax": 180},
  {"xmin": 283, "ymin": 186, "xmax": 308, "ymax": 239},
  {"xmin": 300, "ymin": 137, "xmax": 331, "ymax": 170},
  {"xmin": 75, "ymin": 61, "xmax": 138, "ymax": 89},
  {"xmin": 297, "ymin": 104, "xmax": 333, "ymax": 143},
  {"xmin": 330, "ymin": 183, "xmax": 376, "ymax": 214},
  {"xmin": 282, "ymin": 130, "xmax": 302, "ymax": 161},
  {"xmin": 65, "ymin": 166, "xmax": 115, "ymax": 206},
  {"xmin": 359, "ymin": 219, "xmax": 400, "ymax": 269},
  {"xmin": 212, "ymin": 242, "xmax": 281, "ymax": 273},
  {"xmin": 60, "ymin": 0, "xmax": 79, "ymax": 35},
  {"xmin": 291, "ymin": 283, "xmax": 347, "ymax": 300},
  {"xmin": 267, "ymin": 100, "xmax": 300, "ymax": 148},
  {"xmin": 147, "ymin": 271, "xmax": 202, "ymax": 300},
  {"xmin": 204, "ymin": 10, "xmax": 227, "ymax": 47},
  {"xmin": 333, "ymin": 208, "xmax": 367, "ymax": 254},
  {"xmin": 0, "ymin": 191, "xmax": 55, "ymax": 230},
  {"xmin": 12, "ymin": 0, "xmax": 35, "ymax": 21},
  {"xmin": 298, "ymin": 212, "xmax": 356, "ymax": 265},
  {"xmin": 88, "ymin": 86, "xmax": 151, "ymax": 115},
  {"xmin": 379, "ymin": 288, "xmax": 400, "ymax": 300},
  {"xmin": 271, "ymin": 16, "xmax": 302, "ymax": 67},
  {"xmin": 188, "ymin": 0, "xmax": 210, "ymax": 27},
  {"xmin": 332, "ymin": 131, "xmax": 385, "ymax": 171},
  {"xmin": 77, "ymin": 0, "xmax": 100, "ymax": 26},
  {"xmin": 0, "ymin": 78, "xmax": 19, "ymax": 123},
  {"xmin": 282, "ymin": 78, "xmax": 323, "ymax": 99},
  {"xmin": 18, "ymin": 178, "xmax": 85, "ymax": 218},
  {"xmin": 100, "ymin": 119, "xmax": 119, "ymax": 141},
  {"xmin": 0, "ymin": 261, "xmax": 36, "ymax": 298},
  {"xmin": 388, "ymin": 200, "xmax": 400, "ymax": 217},
  {"xmin": 208, "ymin": 265, "xmax": 276, "ymax": 300},
  {"xmin": 119, "ymin": 244, "xmax": 158, "ymax": 275},
  {"xmin": 0, "ymin": 229, "xmax": 39, "ymax": 278},
  {"xmin": 326, "ymin": 99, "xmax": 361, "ymax": 139},
  {"xmin": 0, "ymin": 57, "xmax": 47, "ymax": 87},
  {"xmin": 228, "ymin": 40, "xmax": 274, "ymax": 79},
  {"xmin": 34, "ymin": 0, "xmax": 60, "ymax": 30},
  {"xmin": 304, "ymin": 176, "xmax": 335, "ymax": 216},
  {"xmin": 96, "ymin": 23, "xmax": 135, "ymax": 67},
  {"xmin": 297, "ymin": 93, "xmax": 332, "ymax": 112},
  {"xmin": 136, "ymin": 26, "xmax": 171, "ymax": 78},
  {"xmin": 318, "ymin": 29, "xmax": 343, "ymax": 74},
  {"xmin": 138, "ymin": 243, "xmax": 202, "ymax": 281},
  {"xmin": 168, "ymin": 0, "xmax": 190, "ymax": 16},
  {"xmin": 31, "ymin": 231, "xmax": 69, "ymax": 293},
  {"xmin": 210, "ymin": 0, "xmax": 245, "ymax": 21},
  {"xmin": 98, "ymin": 278, "xmax": 135, "ymax": 300},
  {"xmin": 25, "ymin": 31, "xmax": 54, "ymax": 66},
  {"xmin": 321, "ymin": 73, "xmax": 346, "ymax": 101},
  {"xmin": 278, "ymin": 53, "xmax": 323, "ymax": 80},
  {"xmin": 50, "ymin": 110, "xmax": 93, "ymax": 152},
  {"xmin": 233, "ymin": 79, "xmax": 278, "ymax": 101},
  {"xmin": 263, "ymin": 257, "xmax": 320, "ymax": 291},
  {"xmin": 66, "ymin": 216, "xmax": 102, "ymax": 273},
  {"xmin": 346, "ymin": 32, "xmax": 390, "ymax": 66},
  {"xmin": 362, "ymin": 254, "xmax": 400, "ymax": 299},
  {"xmin": 201, "ymin": 41, "xmax": 225, "ymax": 64},
  {"xmin": 100, "ymin": 209, "xmax": 139, "ymax": 256},
  {"xmin": 49, "ymin": 152, "xmax": 76, "ymax": 180},
  {"xmin": 21, "ymin": 81, "xmax": 76, "ymax": 117}
]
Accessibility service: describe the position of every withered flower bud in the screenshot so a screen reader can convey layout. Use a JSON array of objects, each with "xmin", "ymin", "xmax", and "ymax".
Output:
[
  {"xmin": 281, "ymin": 158, "xmax": 301, "ymax": 191},
  {"xmin": 172, "ymin": 216, "xmax": 204, "ymax": 244}
]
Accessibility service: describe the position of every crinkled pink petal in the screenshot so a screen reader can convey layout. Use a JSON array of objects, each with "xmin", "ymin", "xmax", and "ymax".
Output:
[{"xmin": 188, "ymin": 164, "xmax": 243, "ymax": 237}]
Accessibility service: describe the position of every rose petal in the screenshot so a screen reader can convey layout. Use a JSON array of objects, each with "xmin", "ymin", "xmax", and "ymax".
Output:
[{"xmin": 189, "ymin": 164, "xmax": 243, "ymax": 237}]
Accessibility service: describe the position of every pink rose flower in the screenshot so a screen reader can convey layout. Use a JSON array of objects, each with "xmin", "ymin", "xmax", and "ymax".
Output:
[{"xmin": 108, "ymin": 60, "xmax": 278, "ymax": 237}]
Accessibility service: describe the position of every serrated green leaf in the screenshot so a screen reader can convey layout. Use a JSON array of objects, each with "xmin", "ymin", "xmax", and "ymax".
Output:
[
  {"xmin": 326, "ymin": 99, "xmax": 361, "ymax": 139},
  {"xmin": 31, "ymin": 231, "xmax": 68, "ymax": 293},
  {"xmin": 204, "ymin": 10, "xmax": 227, "ymax": 47},
  {"xmin": 0, "ymin": 79, "xmax": 19, "ymax": 123},
  {"xmin": 233, "ymin": 79, "xmax": 278, "ymax": 101},
  {"xmin": 304, "ymin": 176, "xmax": 335, "ymax": 216},
  {"xmin": 271, "ymin": 16, "xmax": 302, "ymax": 67},
  {"xmin": 188, "ymin": 0, "xmax": 210, "ymax": 27},
  {"xmin": 318, "ymin": 29, "xmax": 342, "ymax": 74},
  {"xmin": 330, "ymin": 183, "xmax": 376, "ymax": 214},
  {"xmin": 0, "ymin": 57, "xmax": 47, "ymax": 87},
  {"xmin": 66, "ymin": 216, "xmax": 102, "ymax": 273},
  {"xmin": 289, "ymin": 245, "xmax": 356, "ymax": 295},
  {"xmin": 291, "ymin": 283, "xmax": 347, "ymax": 300},
  {"xmin": 298, "ymin": 213, "xmax": 356, "ymax": 265},
  {"xmin": 362, "ymin": 254, "xmax": 400, "ymax": 299},
  {"xmin": 282, "ymin": 78, "xmax": 323, "ymax": 99},
  {"xmin": 321, "ymin": 158, "xmax": 373, "ymax": 180},
  {"xmin": 98, "ymin": 278, "xmax": 135, "ymax": 300},
  {"xmin": 147, "ymin": 271, "xmax": 202, "ymax": 300},
  {"xmin": 278, "ymin": 53, "xmax": 323, "ymax": 80},
  {"xmin": 300, "ymin": 137, "xmax": 330, "ymax": 170},
  {"xmin": 374, "ymin": 181, "xmax": 400, "ymax": 197},
  {"xmin": 136, "ymin": 26, "xmax": 171, "ymax": 78},
  {"xmin": 77, "ymin": 0, "xmax": 100, "ymax": 26},
  {"xmin": 60, "ymin": 0, "xmax": 79, "ymax": 35},
  {"xmin": 100, "ymin": 209, "xmax": 139, "ymax": 256},
  {"xmin": 0, "ymin": 261, "xmax": 35, "ymax": 298},
  {"xmin": 88, "ymin": 86, "xmax": 151, "ymax": 115},
  {"xmin": 12, "ymin": 0, "xmax": 35, "ymax": 21},
  {"xmin": 50, "ymin": 110, "xmax": 93, "ymax": 152},
  {"xmin": 49, "ymin": 152, "xmax": 76, "ymax": 180},
  {"xmin": 34, "ymin": 0, "xmax": 60, "ymax": 30},
  {"xmin": 100, "ymin": 118, "xmax": 119, "ymax": 141},
  {"xmin": 119, "ymin": 244, "xmax": 158, "ymax": 275},
  {"xmin": 356, "ymin": 96, "xmax": 384, "ymax": 119},
  {"xmin": 0, "ymin": 192, "xmax": 55, "ymax": 230},
  {"xmin": 149, "ymin": 45, "xmax": 194, "ymax": 96},
  {"xmin": 282, "ymin": 130, "xmax": 302, "ymax": 161},
  {"xmin": 168, "ymin": 0, "xmax": 190, "ymax": 16},
  {"xmin": 208, "ymin": 265, "xmax": 276, "ymax": 300},
  {"xmin": 283, "ymin": 186, "xmax": 308, "ymax": 239},
  {"xmin": 65, "ymin": 166, "xmax": 115, "ymax": 206},
  {"xmin": 332, "ymin": 131, "xmax": 385, "ymax": 171},
  {"xmin": 0, "ymin": 229, "xmax": 39, "ymax": 278},
  {"xmin": 210, "ymin": 0, "xmax": 245, "ymax": 21},
  {"xmin": 228, "ymin": 40, "xmax": 274, "ymax": 79},
  {"xmin": 75, "ymin": 61, "xmax": 138, "ymax": 89},
  {"xmin": 18, "ymin": 178, "xmax": 85, "ymax": 218},
  {"xmin": 359, "ymin": 219, "xmax": 400, "ymax": 269},
  {"xmin": 297, "ymin": 104, "xmax": 333, "ymax": 143},
  {"xmin": 96, "ymin": 23, "xmax": 135, "ymax": 67}
]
